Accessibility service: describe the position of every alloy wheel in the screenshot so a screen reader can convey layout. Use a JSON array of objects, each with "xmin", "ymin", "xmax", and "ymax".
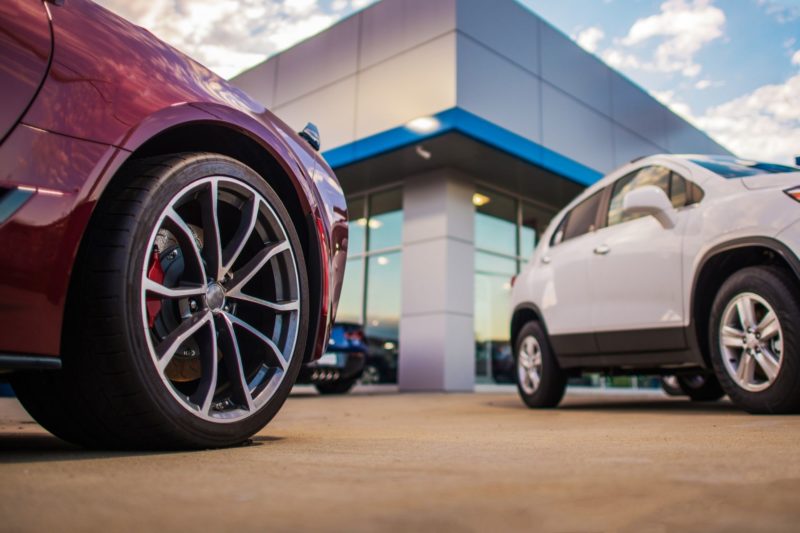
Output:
[
  {"xmin": 518, "ymin": 335, "xmax": 543, "ymax": 395},
  {"xmin": 719, "ymin": 292, "xmax": 783, "ymax": 392},
  {"xmin": 140, "ymin": 176, "xmax": 301, "ymax": 422}
]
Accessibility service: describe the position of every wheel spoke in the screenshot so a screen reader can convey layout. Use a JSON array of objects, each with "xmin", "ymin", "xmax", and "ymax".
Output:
[
  {"xmin": 190, "ymin": 323, "xmax": 219, "ymax": 415},
  {"xmin": 218, "ymin": 314, "xmax": 256, "ymax": 411},
  {"xmin": 736, "ymin": 296, "xmax": 757, "ymax": 329},
  {"xmin": 226, "ymin": 292, "xmax": 299, "ymax": 312},
  {"xmin": 227, "ymin": 240, "xmax": 290, "ymax": 294},
  {"xmin": 222, "ymin": 195, "xmax": 259, "ymax": 275},
  {"xmin": 144, "ymin": 278, "xmax": 205, "ymax": 299},
  {"xmin": 163, "ymin": 208, "xmax": 206, "ymax": 283},
  {"xmin": 721, "ymin": 326, "xmax": 745, "ymax": 348},
  {"xmin": 753, "ymin": 349, "xmax": 780, "ymax": 383},
  {"xmin": 200, "ymin": 179, "xmax": 223, "ymax": 281},
  {"xmin": 154, "ymin": 312, "xmax": 212, "ymax": 373},
  {"xmin": 737, "ymin": 352, "xmax": 756, "ymax": 384},
  {"xmin": 757, "ymin": 311, "xmax": 780, "ymax": 341},
  {"xmin": 224, "ymin": 312, "xmax": 288, "ymax": 370}
]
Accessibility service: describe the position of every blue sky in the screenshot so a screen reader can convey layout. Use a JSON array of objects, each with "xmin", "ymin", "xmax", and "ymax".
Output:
[{"xmin": 97, "ymin": 0, "xmax": 800, "ymax": 163}]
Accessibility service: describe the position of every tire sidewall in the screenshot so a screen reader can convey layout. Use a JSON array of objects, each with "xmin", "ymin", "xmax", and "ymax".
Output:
[
  {"xmin": 514, "ymin": 321, "xmax": 566, "ymax": 408},
  {"xmin": 120, "ymin": 154, "xmax": 309, "ymax": 446},
  {"xmin": 709, "ymin": 266, "xmax": 800, "ymax": 414}
]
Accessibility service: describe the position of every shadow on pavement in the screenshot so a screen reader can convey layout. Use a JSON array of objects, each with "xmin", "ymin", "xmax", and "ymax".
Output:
[
  {"xmin": 485, "ymin": 395, "xmax": 744, "ymax": 415},
  {"xmin": 0, "ymin": 431, "xmax": 284, "ymax": 464}
]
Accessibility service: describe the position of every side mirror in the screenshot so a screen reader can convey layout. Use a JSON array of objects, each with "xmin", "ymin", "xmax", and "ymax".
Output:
[{"xmin": 622, "ymin": 185, "xmax": 676, "ymax": 229}]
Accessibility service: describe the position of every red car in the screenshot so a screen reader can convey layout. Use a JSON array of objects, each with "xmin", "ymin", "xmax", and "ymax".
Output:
[{"xmin": 0, "ymin": 0, "xmax": 347, "ymax": 449}]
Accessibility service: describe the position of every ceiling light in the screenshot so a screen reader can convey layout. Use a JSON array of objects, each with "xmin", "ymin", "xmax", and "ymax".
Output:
[
  {"xmin": 472, "ymin": 193, "xmax": 491, "ymax": 207},
  {"xmin": 356, "ymin": 218, "xmax": 368, "ymax": 226},
  {"xmin": 406, "ymin": 116, "xmax": 441, "ymax": 134},
  {"xmin": 368, "ymin": 219, "xmax": 383, "ymax": 229},
  {"xmin": 376, "ymin": 256, "xmax": 390, "ymax": 266}
]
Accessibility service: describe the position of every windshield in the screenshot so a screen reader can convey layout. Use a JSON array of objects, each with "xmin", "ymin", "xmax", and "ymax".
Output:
[{"xmin": 692, "ymin": 158, "xmax": 800, "ymax": 179}]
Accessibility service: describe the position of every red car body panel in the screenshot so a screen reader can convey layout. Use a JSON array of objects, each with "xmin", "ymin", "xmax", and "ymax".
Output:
[{"xmin": 0, "ymin": 0, "xmax": 347, "ymax": 363}]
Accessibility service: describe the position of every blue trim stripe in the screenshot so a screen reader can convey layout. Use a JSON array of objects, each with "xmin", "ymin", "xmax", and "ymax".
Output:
[{"xmin": 323, "ymin": 107, "xmax": 603, "ymax": 186}]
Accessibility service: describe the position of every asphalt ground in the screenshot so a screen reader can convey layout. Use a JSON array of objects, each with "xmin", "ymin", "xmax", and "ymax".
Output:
[{"xmin": 1, "ymin": 386, "xmax": 799, "ymax": 532}]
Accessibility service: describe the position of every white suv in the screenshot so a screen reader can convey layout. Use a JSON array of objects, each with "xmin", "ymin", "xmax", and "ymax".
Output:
[{"xmin": 510, "ymin": 154, "xmax": 800, "ymax": 413}]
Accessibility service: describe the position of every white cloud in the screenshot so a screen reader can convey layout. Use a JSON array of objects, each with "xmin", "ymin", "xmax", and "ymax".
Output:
[
  {"xmin": 654, "ymin": 75, "xmax": 800, "ymax": 164},
  {"xmin": 574, "ymin": 26, "xmax": 605, "ymax": 53},
  {"xmin": 694, "ymin": 79, "xmax": 711, "ymax": 90},
  {"xmin": 95, "ymin": 0, "xmax": 377, "ymax": 78},
  {"xmin": 793, "ymin": 50, "xmax": 800, "ymax": 66},
  {"xmin": 618, "ymin": 0, "xmax": 725, "ymax": 77}
]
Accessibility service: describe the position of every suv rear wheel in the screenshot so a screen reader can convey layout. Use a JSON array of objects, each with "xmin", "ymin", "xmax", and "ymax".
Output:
[
  {"xmin": 709, "ymin": 266, "xmax": 800, "ymax": 414},
  {"xmin": 515, "ymin": 321, "xmax": 567, "ymax": 408}
]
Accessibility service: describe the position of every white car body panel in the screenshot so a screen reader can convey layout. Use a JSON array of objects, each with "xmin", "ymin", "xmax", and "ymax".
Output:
[{"xmin": 511, "ymin": 154, "xmax": 800, "ymax": 367}]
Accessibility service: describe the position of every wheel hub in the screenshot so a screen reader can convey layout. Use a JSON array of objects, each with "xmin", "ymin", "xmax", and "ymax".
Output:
[{"xmin": 205, "ymin": 282, "xmax": 226, "ymax": 312}]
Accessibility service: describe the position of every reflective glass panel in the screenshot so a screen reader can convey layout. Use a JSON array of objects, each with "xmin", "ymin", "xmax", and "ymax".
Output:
[
  {"xmin": 335, "ymin": 258, "xmax": 364, "ymax": 324},
  {"xmin": 474, "ymin": 252, "xmax": 516, "ymax": 381},
  {"xmin": 347, "ymin": 197, "xmax": 366, "ymax": 257},
  {"xmin": 368, "ymin": 189, "xmax": 402, "ymax": 251},
  {"xmin": 475, "ymin": 188, "xmax": 516, "ymax": 257},
  {"xmin": 365, "ymin": 252, "xmax": 402, "ymax": 343}
]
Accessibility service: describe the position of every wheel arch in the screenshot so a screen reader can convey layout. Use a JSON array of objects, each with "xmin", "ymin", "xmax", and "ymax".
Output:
[
  {"xmin": 510, "ymin": 303, "xmax": 550, "ymax": 354},
  {"xmin": 690, "ymin": 237, "xmax": 800, "ymax": 366}
]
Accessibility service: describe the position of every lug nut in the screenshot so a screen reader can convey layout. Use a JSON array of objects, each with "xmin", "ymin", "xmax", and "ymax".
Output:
[{"xmin": 189, "ymin": 300, "xmax": 198, "ymax": 311}]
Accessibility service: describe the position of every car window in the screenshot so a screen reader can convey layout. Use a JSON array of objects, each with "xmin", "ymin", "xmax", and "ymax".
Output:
[
  {"xmin": 557, "ymin": 191, "xmax": 602, "ymax": 244},
  {"xmin": 607, "ymin": 166, "xmax": 670, "ymax": 226},
  {"xmin": 670, "ymin": 172, "xmax": 704, "ymax": 208}
]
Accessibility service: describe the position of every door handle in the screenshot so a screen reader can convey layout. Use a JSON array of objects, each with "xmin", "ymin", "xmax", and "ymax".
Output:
[{"xmin": 593, "ymin": 244, "xmax": 610, "ymax": 255}]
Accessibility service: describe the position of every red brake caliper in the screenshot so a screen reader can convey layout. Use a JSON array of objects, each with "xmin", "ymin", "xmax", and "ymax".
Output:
[{"xmin": 146, "ymin": 246, "xmax": 165, "ymax": 328}]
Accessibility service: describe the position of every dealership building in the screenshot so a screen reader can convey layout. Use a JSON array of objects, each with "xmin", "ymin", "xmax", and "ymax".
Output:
[{"xmin": 232, "ymin": 0, "xmax": 730, "ymax": 391}]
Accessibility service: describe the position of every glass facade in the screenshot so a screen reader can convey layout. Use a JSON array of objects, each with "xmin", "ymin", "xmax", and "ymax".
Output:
[
  {"xmin": 473, "ymin": 186, "xmax": 557, "ymax": 383},
  {"xmin": 336, "ymin": 187, "xmax": 403, "ymax": 383}
]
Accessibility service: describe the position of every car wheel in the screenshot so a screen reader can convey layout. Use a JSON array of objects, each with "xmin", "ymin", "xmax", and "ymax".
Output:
[
  {"xmin": 315, "ymin": 377, "xmax": 357, "ymax": 395},
  {"xmin": 675, "ymin": 374, "xmax": 725, "ymax": 402},
  {"xmin": 709, "ymin": 266, "xmax": 800, "ymax": 414},
  {"xmin": 360, "ymin": 364, "xmax": 382, "ymax": 385},
  {"xmin": 11, "ymin": 153, "xmax": 309, "ymax": 449},
  {"xmin": 515, "ymin": 321, "xmax": 567, "ymax": 408}
]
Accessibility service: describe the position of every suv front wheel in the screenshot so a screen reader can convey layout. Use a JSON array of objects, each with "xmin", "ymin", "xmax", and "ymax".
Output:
[
  {"xmin": 709, "ymin": 266, "xmax": 800, "ymax": 414},
  {"xmin": 515, "ymin": 322, "xmax": 567, "ymax": 408}
]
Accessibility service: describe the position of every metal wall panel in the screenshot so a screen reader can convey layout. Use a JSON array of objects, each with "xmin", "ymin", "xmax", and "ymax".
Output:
[
  {"xmin": 272, "ymin": 77, "xmax": 358, "ymax": 151},
  {"xmin": 542, "ymin": 83, "xmax": 615, "ymax": 173},
  {"xmin": 612, "ymin": 124, "xmax": 663, "ymax": 167},
  {"xmin": 457, "ymin": 35, "xmax": 541, "ymax": 143},
  {"xmin": 356, "ymin": 33, "xmax": 457, "ymax": 139},
  {"xmin": 274, "ymin": 14, "xmax": 359, "ymax": 106},
  {"xmin": 456, "ymin": 0, "xmax": 540, "ymax": 75},
  {"xmin": 610, "ymin": 71, "xmax": 669, "ymax": 150},
  {"xmin": 540, "ymin": 21, "xmax": 612, "ymax": 117},
  {"xmin": 360, "ymin": 0, "xmax": 456, "ymax": 70}
]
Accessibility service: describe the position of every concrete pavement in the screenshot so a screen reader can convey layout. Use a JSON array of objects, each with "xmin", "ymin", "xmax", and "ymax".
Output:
[{"xmin": 1, "ymin": 386, "xmax": 799, "ymax": 532}]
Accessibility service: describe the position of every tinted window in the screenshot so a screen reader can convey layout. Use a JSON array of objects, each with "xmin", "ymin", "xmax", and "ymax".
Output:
[
  {"xmin": 560, "ymin": 191, "xmax": 602, "ymax": 243},
  {"xmin": 607, "ymin": 166, "xmax": 670, "ymax": 226},
  {"xmin": 692, "ymin": 158, "xmax": 799, "ymax": 178}
]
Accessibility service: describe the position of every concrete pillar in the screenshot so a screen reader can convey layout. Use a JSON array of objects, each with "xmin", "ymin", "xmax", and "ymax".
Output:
[{"xmin": 399, "ymin": 170, "xmax": 475, "ymax": 391}]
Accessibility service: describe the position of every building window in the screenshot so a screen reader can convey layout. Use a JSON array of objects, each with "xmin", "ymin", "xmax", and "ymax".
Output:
[
  {"xmin": 337, "ymin": 187, "xmax": 403, "ymax": 383},
  {"xmin": 473, "ymin": 186, "xmax": 557, "ymax": 383}
]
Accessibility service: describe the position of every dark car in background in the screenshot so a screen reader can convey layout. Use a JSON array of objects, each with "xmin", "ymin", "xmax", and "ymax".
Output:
[
  {"xmin": 297, "ymin": 323, "xmax": 367, "ymax": 394},
  {"xmin": 0, "ymin": 0, "xmax": 347, "ymax": 449}
]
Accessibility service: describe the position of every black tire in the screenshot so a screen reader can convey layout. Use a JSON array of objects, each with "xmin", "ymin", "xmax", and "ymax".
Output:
[
  {"xmin": 660, "ymin": 376, "xmax": 685, "ymax": 397},
  {"xmin": 709, "ymin": 266, "xmax": 800, "ymax": 414},
  {"xmin": 675, "ymin": 374, "xmax": 725, "ymax": 402},
  {"xmin": 11, "ymin": 153, "xmax": 309, "ymax": 449},
  {"xmin": 514, "ymin": 321, "xmax": 567, "ymax": 408},
  {"xmin": 315, "ymin": 377, "xmax": 357, "ymax": 395}
]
